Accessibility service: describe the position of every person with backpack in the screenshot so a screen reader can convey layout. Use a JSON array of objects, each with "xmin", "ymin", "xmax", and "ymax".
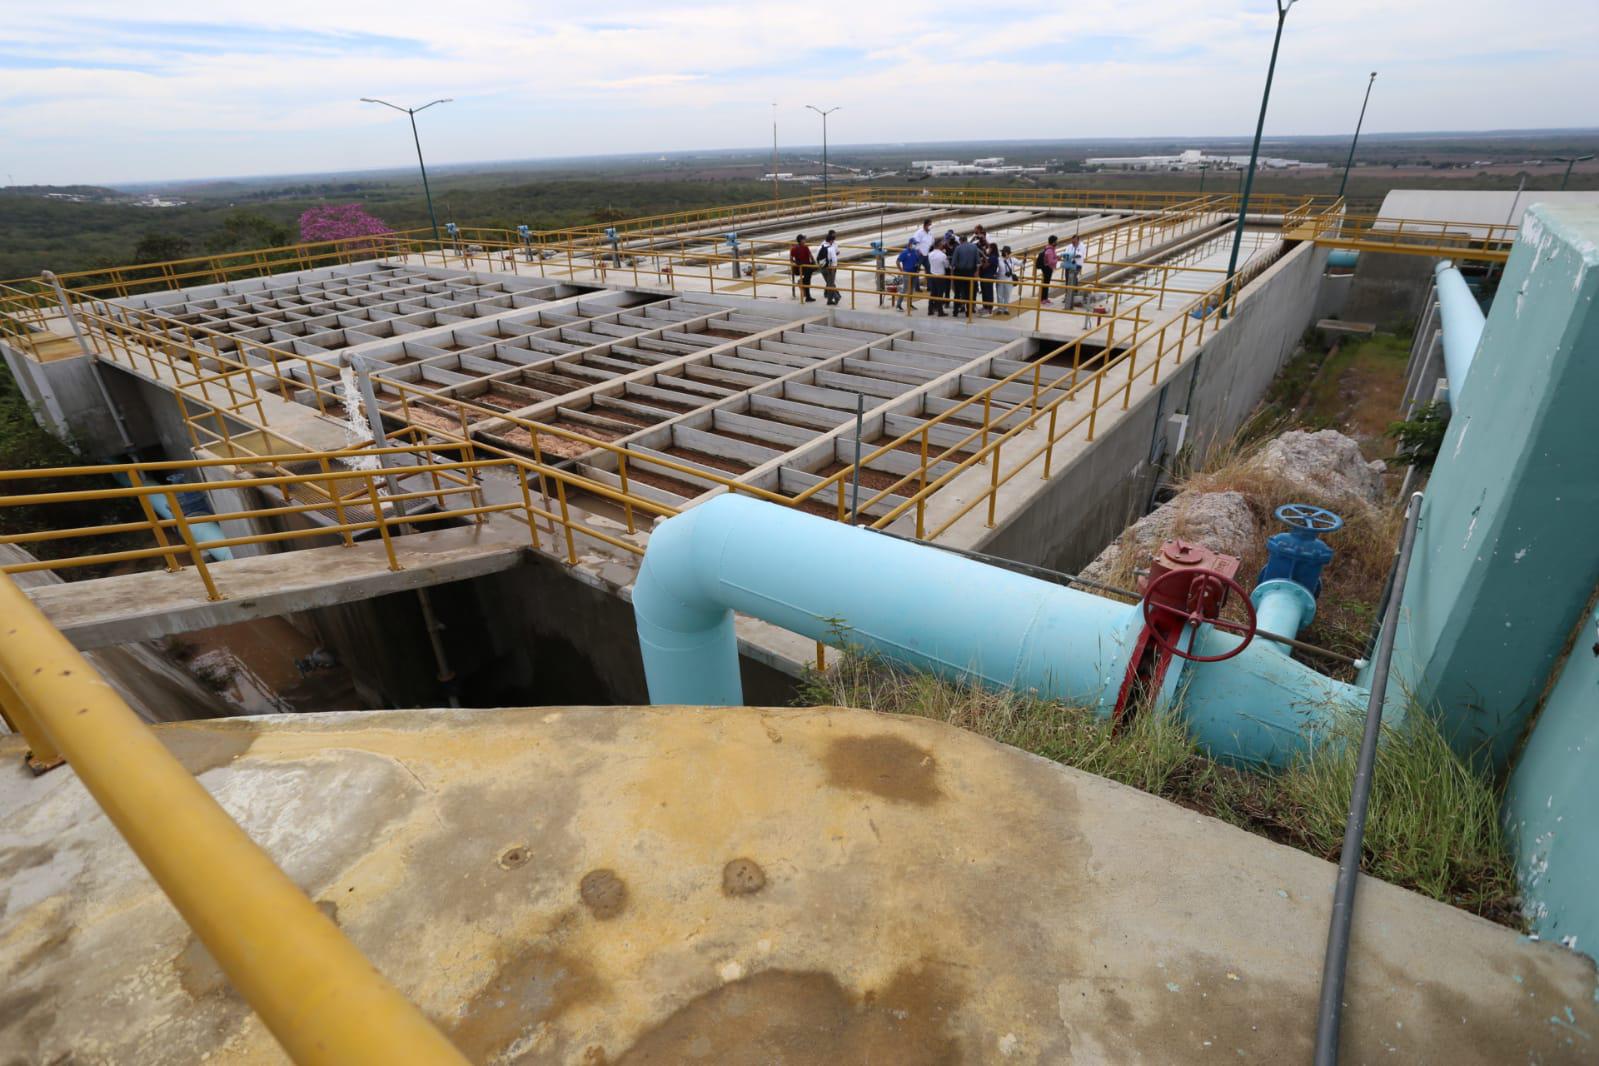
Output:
[
  {"xmin": 1035, "ymin": 235, "xmax": 1060, "ymax": 306},
  {"xmin": 817, "ymin": 230, "xmax": 841, "ymax": 306},
  {"xmin": 978, "ymin": 241, "xmax": 999, "ymax": 315},
  {"xmin": 995, "ymin": 245, "xmax": 1019, "ymax": 317},
  {"xmin": 789, "ymin": 234, "xmax": 816, "ymax": 303},
  {"xmin": 926, "ymin": 238, "xmax": 950, "ymax": 316},
  {"xmin": 950, "ymin": 235, "xmax": 982, "ymax": 318},
  {"xmin": 894, "ymin": 238, "xmax": 921, "ymax": 310}
]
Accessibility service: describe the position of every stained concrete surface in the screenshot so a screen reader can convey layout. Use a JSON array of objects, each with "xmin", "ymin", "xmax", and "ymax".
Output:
[{"xmin": 2, "ymin": 705, "xmax": 1595, "ymax": 1064}]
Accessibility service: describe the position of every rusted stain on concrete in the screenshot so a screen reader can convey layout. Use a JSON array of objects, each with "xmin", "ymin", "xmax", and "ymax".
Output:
[
  {"xmin": 444, "ymin": 941, "xmax": 606, "ymax": 1063},
  {"xmin": 579, "ymin": 870, "xmax": 628, "ymax": 920},
  {"xmin": 721, "ymin": 858, "xmax": 766, "ymax": 897},
  {"xmin": 612, "ymin": 965, "xmax": 963, "ymax": 1064},
  {"xmin": 824, "ymin": 733, "xmax": 942, "ymax": 805},
  {"xmin": 155, "ymin": 719, "xmax": 259, "ymax": 775}
]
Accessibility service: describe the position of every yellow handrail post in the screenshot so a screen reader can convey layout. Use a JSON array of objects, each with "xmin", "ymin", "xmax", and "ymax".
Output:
[
  {"xmin": 0, "ymin": 573, "xmax": 469, "ymax": 1065},
  {"xmin": 318, "ymin": 457, "xmax": 356, "ymax": 548},
  {"xmin": 986, "ymin": 441, "xmax": 1001, "ymax": 528},
  {"xmin": 127, "ymin": 469, "xmax": 182, "ymax": 572},
  {"xmin": 515, "ymin": 463, "xmax": 544, "ymax": 551},
  {"xmin": 163, "ymin": 488, "xmax": 222, "ymax": 601},
  {"xmin": 555, "ymin": 477, "xmax": 578, "ymax": 563},
  {"xmin": 617, "ymin": 454, "xmax": 638, "ymax": 535},
  {"xmin": 364, "ymin": 476, "xmax": 402, "ymax": 572},
  {"xmin": 1042, "ymin": 403, "xmax": 1060, "ymax": 480}
]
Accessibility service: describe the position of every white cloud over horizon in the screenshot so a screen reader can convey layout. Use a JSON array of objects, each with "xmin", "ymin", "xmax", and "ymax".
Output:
[{"xmin": 2, "ymin": 1, "xmax": 1596, "ymax": 185}]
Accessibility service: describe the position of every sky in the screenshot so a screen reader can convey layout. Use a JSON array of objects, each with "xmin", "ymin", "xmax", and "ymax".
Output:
[{"xmin": 3, "ymin": 1, "xmax": 1597, "ymax": 186}]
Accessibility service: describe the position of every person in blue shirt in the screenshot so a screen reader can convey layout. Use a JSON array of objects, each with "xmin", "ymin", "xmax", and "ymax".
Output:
[{"xmin": 895, "ymin": 239, "xmax": 921, "ymax": 310}]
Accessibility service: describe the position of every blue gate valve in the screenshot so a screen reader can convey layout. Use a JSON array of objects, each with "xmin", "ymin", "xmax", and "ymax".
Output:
[{"xmin": 1257, "ymin": 503, "xmax": 1342, "ymax": 597}]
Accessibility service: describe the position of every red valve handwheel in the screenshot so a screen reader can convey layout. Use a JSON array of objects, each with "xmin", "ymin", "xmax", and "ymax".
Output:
[{"xmin": 1139, "ymin": 567, "xmax": 1258, "ymax": 663}]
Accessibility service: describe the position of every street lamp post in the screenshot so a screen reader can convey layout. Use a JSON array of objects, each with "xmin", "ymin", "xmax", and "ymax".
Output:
[
  {"xmin": 1553, "ymin": 154, "xmax": 1594, "ymax": 191},
  {"xmin": 1197, "ymin": 162, "xmax": 1210, "ymax": 197},
  {"xmin": 1223, "ymin": 0, "xmax": 1297, "ymax": 315},
  {"xmin": 806, "ymin": 105, "xmax": 841, "ymax": 196},
  {"xmin": 771, "ymin": 103, "xmax": 780, "ymax": 202},
  {"xmin": 361, "ymin": 97, "xmax": 452, "ymax": 243},
  {"xmin": 1337, "ymin": 72, "xmax": 1377, "ymax": 202}
]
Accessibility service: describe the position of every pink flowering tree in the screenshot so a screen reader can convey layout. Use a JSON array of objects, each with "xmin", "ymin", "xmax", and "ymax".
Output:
[{"xmin": 298, "ymin": 204, "xmax": 394, "ymax": 248}]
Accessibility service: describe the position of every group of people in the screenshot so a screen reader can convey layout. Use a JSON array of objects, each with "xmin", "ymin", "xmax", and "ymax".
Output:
[
  {"xmin": 889, "ymin": 221, "xmax": 1012, "ymax": 318},
  {"xmin": 788, "ymin": 220, "xmax": 1090, "ymax": 317}
]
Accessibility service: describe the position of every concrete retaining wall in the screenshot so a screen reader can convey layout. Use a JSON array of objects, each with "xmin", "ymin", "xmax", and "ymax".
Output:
[
  {"xmin": 978, "ymin": 240, "xmax": 1331, "ymax": 574},
  {"xmin": 308, "ymin": 551, "xmax": 799, "ymax": 709}
]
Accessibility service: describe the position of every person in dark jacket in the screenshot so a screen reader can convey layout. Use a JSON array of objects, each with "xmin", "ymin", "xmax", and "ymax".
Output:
[
  {"xmin": 789, "ymin": 234, "xmax": 816, "ymax": 302},
  {"xmin": 950, "ymin": 236, "xmax": 982, "ymax": 318},
  {"xmin": 978, "ymin": 241, "xmax": 999, "ymax": 315}
]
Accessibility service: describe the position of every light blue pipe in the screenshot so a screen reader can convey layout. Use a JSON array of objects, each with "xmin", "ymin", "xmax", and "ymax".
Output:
[
  {"xmin": 633, "ymin": 495, "xmax": 1369, "ymax": 767},
  {"xmin": 1251, "ymin": 579, "xmax": 1316, "ymax": 655},
  {"xmin": 1433, "ymin": 259, "xmax": 1483, "ymax": 398},
  {"xmin": 1326, "ymin": 249, "xmax": 1360, "ymax": 270},
  {"xmin": 137, "ymin": 483, "xmax": 235, "ymax": 563}
]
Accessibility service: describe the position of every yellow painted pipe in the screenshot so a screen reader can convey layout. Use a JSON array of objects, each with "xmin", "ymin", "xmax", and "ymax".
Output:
[{"xmin": 0, "ymin": 573, "xmax": 468, "ymax": 1065}]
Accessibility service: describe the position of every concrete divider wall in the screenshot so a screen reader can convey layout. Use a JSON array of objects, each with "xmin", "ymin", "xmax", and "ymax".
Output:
[
  {"xmin": 978, "ymin": 240, "xmax": 1331, "ymax": 574},
  {"xmin": 306, "ymin": 551, "xmax": 801, "ymax": 708}
]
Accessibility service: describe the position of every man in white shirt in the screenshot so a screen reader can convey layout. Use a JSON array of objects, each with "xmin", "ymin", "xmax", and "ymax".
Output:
[
  {"xmin": 1062, "ymin": 235, "xmax": 1086, "ymax": 308},
  {"xmin": 907, "ymin": 220, "xmax": 934, "ymax": 293},
  {"xmin": 926, "ymin": 239, "xmax": 950, "ymax": 317},
  {"xmin": 817, "ymin": 230, "xmax": 841, "ymax": 305}
]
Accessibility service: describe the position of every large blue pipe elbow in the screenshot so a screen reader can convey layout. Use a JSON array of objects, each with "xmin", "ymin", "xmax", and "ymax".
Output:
[
  {"xmin": 634, "ymin": 494, "xmax": 1135, "ymax": 707},
  {"xmin": 1434, "ymin": 259, "xmax": 1483, "ymax": 399},
  {"xmin": 634, "ymin": 496, "xmax": 1370, "ymax": 766}
]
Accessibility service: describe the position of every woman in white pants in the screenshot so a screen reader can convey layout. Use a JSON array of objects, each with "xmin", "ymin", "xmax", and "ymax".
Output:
[{"xmin": 995, "ymin": 246, "xmax": 1020, "ymax": 316}]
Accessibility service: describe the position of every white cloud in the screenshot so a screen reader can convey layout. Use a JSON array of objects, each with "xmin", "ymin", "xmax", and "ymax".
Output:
[{"xmin": 1, "ymin": 0, "xmax": 1595, "ymax": 183}]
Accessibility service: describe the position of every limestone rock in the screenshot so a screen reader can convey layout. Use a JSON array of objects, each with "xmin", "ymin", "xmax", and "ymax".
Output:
[
  {"xmin": 1256, "ymin": 429, "xmax": 1387, "ymax": 508},
  {"xmin": 1081, "ymin": 490, "xmax": 1257, "ymax": 584}
]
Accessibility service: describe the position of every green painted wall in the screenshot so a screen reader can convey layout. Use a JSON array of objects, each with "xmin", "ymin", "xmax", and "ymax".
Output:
[
  {"xmin": 1390, "ymin": 203, "xmax": 1599, "ymax": 772},
  {"xmin": 1504, "ymin": 597, "xmax": 1599, "ymax": 955}
]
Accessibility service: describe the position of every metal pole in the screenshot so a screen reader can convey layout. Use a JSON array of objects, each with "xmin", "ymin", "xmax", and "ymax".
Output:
[
  {"xmin": 807, "ymin": 105, "xmax": 840, "ymax": 197},
  {"xmin": 1312, "ymin": 491, "xmax": 1425, "ymax": 1066},
  {"xmin": 822, "ymin": 113, "xmax": 829, "ymax": 196},
  {"xmin": 771, "ymin": 103, "xmax": 780, "ymax": 201},
  {"xmin": 1338, "ymin": 72, "xmax": 1378, "ymax": 201},
  {"xmin": 1223, "ymin": 0, "xmax": 1294, "ymax": 316},
  {"xmin": 408, "ymin": 110, "xmax": 441, "ymax": 243},
  {"xmin": 1554, "ymin": 154, "xmax": 1593, "ymax": 191},
  {"xmin": 362, "ymin": 98, "xmax": 450, "ymax": 244}
]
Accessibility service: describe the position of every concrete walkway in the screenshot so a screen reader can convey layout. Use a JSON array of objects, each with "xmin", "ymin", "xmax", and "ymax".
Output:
[
  {"xmin": 25, "ymin": 523, "xmax": 529, "ymax": 649},
  {"xmin": 3, "ymin": 704, "xmax": 1593, "ymax": 1062}
]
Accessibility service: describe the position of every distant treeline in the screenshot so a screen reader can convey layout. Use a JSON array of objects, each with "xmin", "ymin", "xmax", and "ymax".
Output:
[{"xmin": 4, "ymin": 129, "xmax": 1597, "ymax": 279}]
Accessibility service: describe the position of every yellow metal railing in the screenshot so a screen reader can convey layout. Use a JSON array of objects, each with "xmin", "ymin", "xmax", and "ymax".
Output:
[
  {"xmin": 0, "ymin": 205, "xmax": 1286, "ymax": 565},
  {"xmin": 0, "ymin": 573, "xmax": 469, "ymax": 1063},
  {"xmin": 0, "ymin": 438, "xmax": 689, "ymax": 581}
]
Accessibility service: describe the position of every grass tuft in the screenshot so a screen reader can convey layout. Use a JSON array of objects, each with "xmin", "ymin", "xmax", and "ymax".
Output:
[{"xmin": 802, "ymin": 651, "xmax": 1521, "ymax": 926}]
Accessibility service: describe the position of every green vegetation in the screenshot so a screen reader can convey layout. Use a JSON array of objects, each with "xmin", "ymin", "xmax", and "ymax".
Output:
[
  {"xmin": 0, "ymin": 174, "xmax": 771, "ymax": 280},
  {"xmin": 1388, "ymin": 401, "xmax": 1450, "ymax": 470},
  {"xmin": 802, "ymin": 651, "xmax": 1520, "ymax": 925},
  {"xmin": 0, "ymin": 370, "xmax": 148, "ymax": 578}
]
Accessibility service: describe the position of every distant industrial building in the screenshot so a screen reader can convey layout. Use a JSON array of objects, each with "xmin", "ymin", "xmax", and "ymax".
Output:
[
  {"xmin": 912, "ymin": 156, "xmax": 1046, "ymax": 177},
  {"xmin": 1086, "ymin": 148, "xmax": 1328, "ymax": 171}
]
